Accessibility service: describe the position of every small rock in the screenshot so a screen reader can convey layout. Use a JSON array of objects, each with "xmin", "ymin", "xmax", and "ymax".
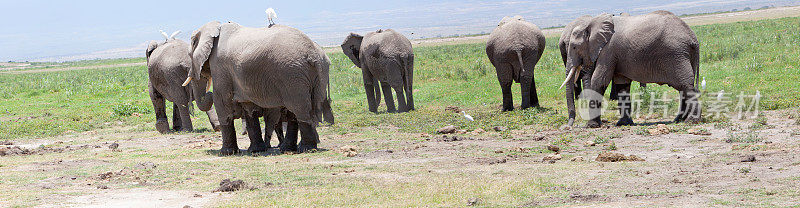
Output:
[
  {"xmin": 585, "ymin": 140, "xmax": 597, "ymax": 146},
  {"xmin": 531, "ymin": 135, "xmax": 546, "ymax": 141},
  {"xmin": 96, "ymin": 185, "xmax": 109, "ymax": 189},
  {"xmin": 467, "ymin": 197, "xmax": 480, "ymax": 206},
  {"xmin": 193, "ymin": 193, "xmax": 203, "ymax": 198},
  {"xmin": 135, "ymin": 162, "xmax": 157, "ymax": 170},
  {"xmin": 571, "ymin": 156, "xmax": 584, "ymax": 162},
  {"xmin": 542, "ymin": 154, "xmax": 562, "ymax": 163},
  {"xmin": 546, "ymin": 145, "xmax": 560, "ymax": 153},
  {"xmin": 494, "ymin": 150, "xmax": 504, "ymax": 154},
  {"xmin": 492, "ymin": 126, "xmax": 507, "ymax": 132},
  {"xmin": 740, "ymin": 155, "xmax": 756, "ymax": 162},
  {"xmin": 108, "ymin": 143, "xmax": 119, "ymax": 150},
  {"xmin": 437, "ymin": 125, "xmax": 458, "ymax": 134},
  {"xmin": 472, "ymin": 128, "xmax": 486, "ymax": 134},
  {"xmin": 183, "ymin": 206, "xmax": 193, "ymax": 208}
]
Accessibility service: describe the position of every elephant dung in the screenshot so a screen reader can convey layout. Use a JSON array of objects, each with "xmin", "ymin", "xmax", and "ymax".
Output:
[
  {"xmin": 648, "ymin": 124, "xmax": 670, "ymax": 135},
  {"xmin": 437, "ymin": 125, "xmax": 458, "ymax": 134},
  {"xmin": 687, "ymin": 128, "xmax": 712, "ymax": 136},
  {"xmin": 595, "ymin": 152, "xmax": 645, "ymax": 162},
  {"xmin": 492, "ymin": 126, "xmax": 507, "ymax": 132},
  {"xmin": 212, "ymin": 179, "xmax": 253, "ymax": 192},
  {"xmin": 471, "ymin": 128, "xmax": 486, "ymax": 135},
  {"xmin": 571, "ymin": 156, "xmax": 585, "ymax": 162},
  {"xmin": 542, "ymin": 154, "xmax": 562, "ymax": 163},
  {"xmin": 339, "ymin": 145, "xmax": 359, "ymax": 157},
  {"xmin": 546, "ymin": 145, "xmax": 560, "ymax": 153}
]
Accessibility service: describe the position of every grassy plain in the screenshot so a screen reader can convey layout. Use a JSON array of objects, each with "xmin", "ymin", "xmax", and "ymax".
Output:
[{"xmin": 0, "ymin": 16, "xmax": 799, "ymax": 207}]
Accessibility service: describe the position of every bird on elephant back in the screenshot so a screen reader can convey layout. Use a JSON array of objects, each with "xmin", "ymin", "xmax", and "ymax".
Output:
[
  {"xmin": 183, "ymin": 19, "xmax": 334, "ymax": 155},
  {"xmin": 145, "ymin": 30, "xmax": 220, "ymax": 133},
  {"xmin": 559, "ymin": 11, "xmax": 701, "ymax": 128}
]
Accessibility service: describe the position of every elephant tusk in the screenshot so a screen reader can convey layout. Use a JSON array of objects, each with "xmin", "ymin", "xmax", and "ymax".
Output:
[
  {"xmin": 206, "ymin": 77, "xmax": 212, "ymax": 91},
  {"xmin": 182, "ymin": 77, "xmax": 193, "ymax": 87},
  {"xmin": 559, "ymin": 67, "xmax": 578, "ymax": 89}
]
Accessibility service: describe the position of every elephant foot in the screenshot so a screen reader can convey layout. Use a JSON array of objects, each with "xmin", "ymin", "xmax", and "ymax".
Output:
[
  {"xmin": 616, "ymin": 117, "xmax": 635, "ymax": 126},
  {"xmin": 247, "ymin": 144, "xmax": 269, "ymax": 153},
  {"xmin": 685, "ymin": 116, "xmax": 702, "ymax": 124},
  {"xmin": 298, "ymin": 144, "xmax": 318, "ymax": 153},
  {"xmin": 586, "ymin": 118, "xmax": 602, "ymax": 128},
  {"xmin": 280, "ymin": 144, "xmax": 298, "ymax": 153},
  {"xmin": 218, "ymin": 147, "xmax": 240, "ymax": 156},
  {"xmin": 673, "ymin": 114, "xmax": 687, "ymax": 123},
  {"xmin": 155, "ymin": 119, "xmax": 170, "ymax": 134},
  {"xmin": 502, "ymin": 107, "xmax": 514, "ymax": 112}
]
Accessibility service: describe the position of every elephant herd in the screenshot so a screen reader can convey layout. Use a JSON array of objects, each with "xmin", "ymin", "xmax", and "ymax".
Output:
[{"xmin": 145, "ymin": 10, "xmax": 701, "ymax": 155}]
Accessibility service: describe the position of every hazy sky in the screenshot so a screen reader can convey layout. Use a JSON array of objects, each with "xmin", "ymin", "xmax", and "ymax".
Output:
[{"xmin": 1, "ymin": 0, "xmax": 796, "ymax": 62}]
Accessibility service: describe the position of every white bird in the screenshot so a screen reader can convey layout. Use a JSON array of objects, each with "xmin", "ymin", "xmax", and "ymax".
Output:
[
  {"xmin": 265, "ymin": 8, "xmax": 277, "ymax": 26},
  {"xmin": 716, "ymin": 90, "xmax": 725, "ymax": 101},
  {"xmin": 701, "ymin": 76, "xmax": 706, "ymax": 91},
  {"xmin": 169, "ymin": 30, "xmax": 181, "ymax": 39},
  {"xmin": 159, "ymin": 30, "xmax": 169, "ymax": 40},
  {"xmin": 462, "ymin": 111, "xmax": 474, "ymax": 121}
]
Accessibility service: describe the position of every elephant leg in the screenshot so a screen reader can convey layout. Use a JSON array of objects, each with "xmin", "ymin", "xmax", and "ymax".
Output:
[
  {"xmin": 280, "ymin": 112, "xmax": 299, "ymax": 153},
  {"xmin": 529, "ymin": 74, "xmax": 540, "ymax": 108},
  {"xmin": 205, "ymin": 107, "xmax": 221, "ymax": 132},
  {"xmin": 177, "ymin": 103, "xmax": 194, "ymax": 132},
  {"xmin": 274, "ymin": 122, "xmax": 285, "ymax": 148},
  {"xmin": 362, "ymin": 69, "xmax": 379, "ymax": 113},
  {"xmin": 172, "ymin": 103, "xmax": 182, "ymax": 131},
  {"xmin": 381, "ymin": 81, "xmax": 396, "ymax": 113},
  {"xmin": 520, "ymin": 78, "xmax": 531, "ymax": 110},
  {"xmin": 615, "ymin": 83, "xmax": 634, "ymax": 126},
  {"xmin": 262, "ymin": 108, "xmax": 282, "ymax": 148},
  {"xmin": 586, "ymin": 58, "xmax": 617, "ymax": 128},
  {"xmin": 393, "ymin": 85, "xmax": 408, "ymax": 112},
  {"xmin": 149, "ymin": 86, "xmax": 170, "ymax": 134},
  {"xmin": 244, "ymin": 113, "xmax": 267, "ymax": 153},
  {"xmin": 500, "ymin": 81, "xmax": 513, "ymax": 112},
  {"xmin": 218, "ymin": 123, "xmax": 239, "ymax": 155},
  {"xmin": 685, "ymin": 89, "xmax": 702, "ymax": 123},
  {"xmin": 674, "ymin": 91, "xmax": 688, "ymax": 123},
  {"xmin": 298, "ymin": 122, "xmax": 319, "ymax": 153}
]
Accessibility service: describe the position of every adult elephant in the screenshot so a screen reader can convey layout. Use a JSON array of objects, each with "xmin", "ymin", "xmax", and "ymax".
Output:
[
  {"xmin": 560, "ymin": 11, "xmax": 700, "ymax": 128},
  {"xmin": 486, "ymin": 16, "xmax": 546, "ymax": 111},
  {"xmin": 184, "ymin": 21, "xmax": 334, "ymax": 155},
  {"xmin": 145, "ymin": 36, "xmax": 220, "ymax": 133},
  {"xmin": 341, "ymin": 29, "xmax": 415, "ymax": 113}
]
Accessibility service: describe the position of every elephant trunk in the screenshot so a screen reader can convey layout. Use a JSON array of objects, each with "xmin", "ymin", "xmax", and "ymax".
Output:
[
  {"xmin": 189, "ymin": 76, "xmax": 214, "ymax": 111},
  {"xmin": 563, "ymin": 56, "xmax": 582, "ymax": 127}
]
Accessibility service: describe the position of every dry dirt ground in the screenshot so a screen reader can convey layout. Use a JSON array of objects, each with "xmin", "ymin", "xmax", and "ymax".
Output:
[{"xmin": 2, "ymin": 109, "xmax": 799, "ymax": 207}]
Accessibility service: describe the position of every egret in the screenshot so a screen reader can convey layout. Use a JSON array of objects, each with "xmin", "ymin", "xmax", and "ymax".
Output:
[
  {"xmin": 265, "ymin": 8, "xmax": 277, "ymax": 26},
  {"xmin": 716, "ymin": 90, "xmax": 725, "ymax": 101},
  {"xmin": 462, "ymin": 111, "xmax": 474, "ymax": 121},
  {"xmin": 159, "ymin": 30, "xmax": 169, "ymax": 40},
  {"xmin": 701, "ymin": 77, "xmax": 706, "ymax": 91}
]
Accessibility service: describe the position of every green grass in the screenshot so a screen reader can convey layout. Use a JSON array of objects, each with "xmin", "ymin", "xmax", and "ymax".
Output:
[
  {"xmin": 0, "ymin": 58, "xmax": 144, "ymax": 72},
  {"xmin": 2, "ymin": 17, "xmax": 800, "ymax": 141}
]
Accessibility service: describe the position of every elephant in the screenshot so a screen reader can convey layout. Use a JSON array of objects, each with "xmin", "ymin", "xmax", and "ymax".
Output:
[
  {"xmin": 341, "ymin": 29, "xmax": 415, "ymax": 113},
  {"xmin": 184, "ymin": 21, "xmax": 334, "ymax": 155},
  {"xmin": 239, "ymin": 106, "xmax": 291, "ymax": 152},
  {"xmin": 560, "ymin": 11, "xmax": 701, "ymax": 128},
  {"xmin": 486, "ymin": 16, "xmax": 546, "ymax": 111},
  {"xmin": 145, "ymin": 38, "xmax": 220, "ymax": 133}
]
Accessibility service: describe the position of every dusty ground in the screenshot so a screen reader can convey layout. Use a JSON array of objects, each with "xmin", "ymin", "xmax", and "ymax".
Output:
[{"xmin": 2, "ymin": 109, "xmax": 799, "ymax": 207}]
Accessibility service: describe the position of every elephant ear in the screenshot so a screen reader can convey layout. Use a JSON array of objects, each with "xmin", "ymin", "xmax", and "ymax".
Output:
[
  {"xmin": 341, "ymin": 33, "xmax": 363, "ymax": 68},
  {"xmin": 588, "ymin": 14, "xmax": 614, "ymax": 64},
  {"xmin": 190, "ymin": 21, "xmax": 221, "ymax": 79},
  {"xmin": 146, "ymin": 41, "xmax": 159, "ymax": 61}
]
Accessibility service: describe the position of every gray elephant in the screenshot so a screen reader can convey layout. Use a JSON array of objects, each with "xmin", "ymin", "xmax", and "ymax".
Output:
[
  {"xmin": 239, "ymin": 106, "xmax": 289, "ymax": 152},
  {"xmin": 184, "ymin": 21, "xmax": 334, "ymax": 155},
  {"xmin": 486, "ymin": 16, "xmax": 546, "ymax": 111},
  {"xmin": 560, "ymin": 11, "xmax": 701, "ymax": 128},
  {"xmin": 341, "ymin": 29, "xmax": 415, "ymax": 113},
  {"xmin": 145, "ymin": 37, "xmax": 220, "ymax": 133}
]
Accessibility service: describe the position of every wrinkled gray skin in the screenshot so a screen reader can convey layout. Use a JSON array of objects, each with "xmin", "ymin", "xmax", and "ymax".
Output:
[
  {"xmin": 562, "ymin": 11, "xmax": 700, "ymax": 128},
  {"xmin": 187, "ymin": 22, "xmax": 334, "ymax": 155},
  {"xmin": 342, "ymin": 29, "xmax": 415, "ymax": 113},
  {"xmin": 486, "ymin": 16, "xmax": 546, "ymax": 111},
  {"xmin": 145, "ymin": 39, "xmax": 220, "ymax": 133}
]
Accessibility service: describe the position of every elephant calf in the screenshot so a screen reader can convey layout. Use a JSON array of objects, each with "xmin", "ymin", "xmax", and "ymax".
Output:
[
  {"xmin": 342, "ymin": 29, "xmax": 415, "ymax": 113},
  {"xmin": 146, "ymin": 37, "xmax": 220, "ymax": 133},
  {"xmin": 486, "ymin": 16, "xmax": 546, "ymax": 111}
]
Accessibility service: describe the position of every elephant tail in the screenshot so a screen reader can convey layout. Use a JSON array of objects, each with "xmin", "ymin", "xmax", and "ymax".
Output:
[
  {"xmin": 690, "ymin": 43, "xmax": 700, "ymax": 91},
  {"xmin": 514, "ymin": 49, "xmax": 525, "ymax": 75},
  {"xmin": 310, "ymin": 53, "xmax": 334, "ymax": 125}
]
